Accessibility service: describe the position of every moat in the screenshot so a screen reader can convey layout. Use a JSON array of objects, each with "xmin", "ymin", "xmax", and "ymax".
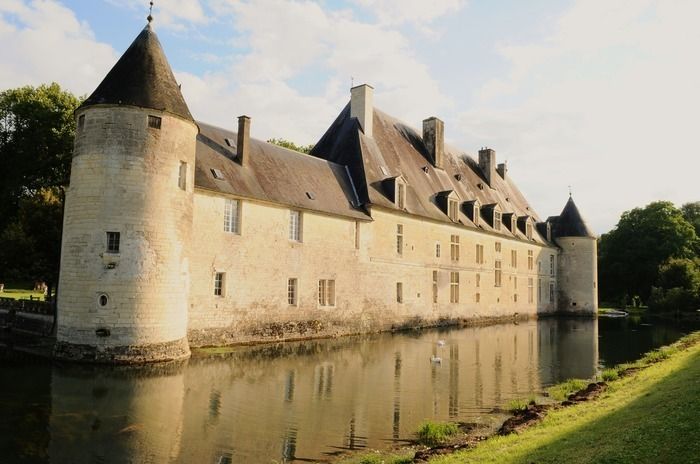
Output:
[{"xmin": 0, "ymin": 317, "xmax": 694, "ymax": 464}]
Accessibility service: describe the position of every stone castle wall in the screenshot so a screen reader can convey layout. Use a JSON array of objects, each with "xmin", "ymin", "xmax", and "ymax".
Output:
[
  {"xmin": 186, "ymin": 191, "xmax": 559, "ymax": 347},
  {"xmin": 556, "ymin": 236, "xmax": 598, "ymax": 314}
]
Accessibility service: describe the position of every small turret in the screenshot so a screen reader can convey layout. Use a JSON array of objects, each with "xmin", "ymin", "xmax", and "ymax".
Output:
[
  {"xmin": 549, "ymin": 196, "xmax": 598, "ymax": 314},
  {"xmin": 56, "ymin": 22, "xmax": 197, "ymax": 362}
]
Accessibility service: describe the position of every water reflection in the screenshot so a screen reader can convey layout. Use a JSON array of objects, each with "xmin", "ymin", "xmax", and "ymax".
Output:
[{"xmin": 0, "ymin": 317, "xmax": 693, "ymax": 463}]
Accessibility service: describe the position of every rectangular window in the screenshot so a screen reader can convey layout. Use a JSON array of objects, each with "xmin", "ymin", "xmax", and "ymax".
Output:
[
  {"xmin": 476, "ymin": 273, "xmax": 481, "ymax": 288},
  {"xmin": 473, "ymin": 205, "xmax": 480, "ymax": 226},
  {"xmin": 450, "ymin": 235, "xmax": 460, "ymax": 261},
  {"xmin": 475, "ymin": 292, "xmax": 481, "ymax": 303},
  {"xmin": 288, "ymin": 278, "xmax": 298, "ymax": 306},
  {"xmin": 475, "ymin": 244, "xmax": 484, "ymax": 264},
  {"xmin": 432, "ymin": 271, "xmax": 438, "ymax": 303},
  {"xmin": 526, "ymin": 223, "xmax": 533, "ymax": 240},
  {"xmin": 178, "ymin": 161, "xmax": 187, "ymax": 190},
  {"xmin": 550, "ymin": 255, "xmax": 555, "ymax": 276},
  {"xmin": 549, "ymin": 282, "xmax": 555, "ymax": 303},
  {"xmin": 511, "ymin": 250, "xmax": 517, "ymax": 268},
  {"xmin": 148, "ymin": 115, "xmax": 162, "ymax": 129},
  {"xmin": 435, "ymin": 242, "xmax": 441, "ymax": 258},
  {"xmin": 528, "ymin": 250, "xmax": 534, "ymax": 270},
  {"xmin": 396, "ymin": 224, "xmax": 403, "ymax": 255},
  {"xmin": 538, "ymin": 261, "xmax": 542, "ymax": 274},
  {"xmin": 528, "ymin": 277, "xmax": 534, "ymax": 303},
  {"xmin": 397, "ymin": 183, "xmax": 405, "ymax": 209},
  {"xmin": 354, "ymin": 221, "xmax": 360, "ymax": 249},
  {"xmin": 495, "ymin": 260, "xmax": 502, "ymax": 287},
  {"xmin": 448, "ymin": 199, "xmax": 459, "ymax": 222},
  {"xmin": 514, "ymin": 293, "xmax": 518, "ymax": 303},
  {"xmin": 106, "ymin": 231, "xmax": 120, "ymax": 253},
  {"xmin": 396, "ymin": 282, "xmax": 403, "ymax": 303},
  {"xmin": 318, "ymin": 279, "xmax": 335, "ymax": 306},
  {"xmin": 224, "ymin": 199, "xmax": 241, "ymax": 234},
  {"xmin": 538, "ymin": 278, "xmax": 542, "ymax": 303},
  {"xmin": 289, "ymin": 210, "xmax": 302, "ymax": 242},
  {"xmin": 450, "ymin": 271, "xmax": 460, "ymax": 303},
  {"xmin": 214, "ymin": 272, "xmax": 225, "ymax": 297},
  {"xmin": 495, "ymin": 241, "xmax": 501, "ymax": 252},
  {"xmin": 494, "ymin": 211, "xmax": 502, "ymax": 231}
]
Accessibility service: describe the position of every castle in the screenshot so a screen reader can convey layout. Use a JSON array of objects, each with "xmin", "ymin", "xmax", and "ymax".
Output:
[{"xmin": 55, "ymin": 22, "xmax": 597, "ymax": 363}]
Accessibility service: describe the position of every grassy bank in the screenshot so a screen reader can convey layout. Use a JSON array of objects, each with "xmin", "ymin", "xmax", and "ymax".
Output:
[{"xmin": 431, "ymin": 331, "xmax": 700, "ymax": 464}]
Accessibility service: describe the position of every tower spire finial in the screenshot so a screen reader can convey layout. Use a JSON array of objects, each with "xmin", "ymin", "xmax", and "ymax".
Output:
[
  {"xmin": 147, "ymin": 1, "xmax": 154, "ymax": 23},
  {"xmin": 568, "ymin": 185, "xmax": 572, "ymax": 197}
]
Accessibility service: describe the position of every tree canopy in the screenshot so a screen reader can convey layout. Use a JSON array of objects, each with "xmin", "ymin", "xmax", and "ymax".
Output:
[
  {"xmin": 267, "ymin": 138, "xmax": 314, "ymax": 154},
  {"xmin": 599, "ymin": 201, "xmax": 699, "ymax": 305},
  {"xmin": 0, "ymin": 83, "xmax": 80, "ymax": 292}
]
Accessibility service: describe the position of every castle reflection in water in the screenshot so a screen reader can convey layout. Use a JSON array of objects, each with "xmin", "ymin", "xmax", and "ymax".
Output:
[{"xmin": 3, "ymin": 317, "xmax": 688, "ymax": 463}]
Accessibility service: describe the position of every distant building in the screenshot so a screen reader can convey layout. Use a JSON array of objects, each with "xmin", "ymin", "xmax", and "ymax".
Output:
[{"xmin": 55, "ymin": 23, "xmax": 597, "ymax": 363}]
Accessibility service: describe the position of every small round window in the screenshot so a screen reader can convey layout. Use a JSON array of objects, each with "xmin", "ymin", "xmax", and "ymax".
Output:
[{"xmin": 98, "ymin": 294, "xmax": 109, "ymax": 307}]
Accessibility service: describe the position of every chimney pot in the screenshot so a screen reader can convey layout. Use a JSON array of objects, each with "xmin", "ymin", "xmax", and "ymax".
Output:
[
  {"xmin": 237, "ymin": 115, "xmax": 251, "ymax": 167},
  {"xmin": 497, "ymin": 162, "xmax": 507, "ymax": 180},
  {"xmin": 350, "ymin": 84, "xmax": 374, "ymax": 137},
  {"xmin": 423, "ymin": 117, "xmax": 445, "ymax": 169}
]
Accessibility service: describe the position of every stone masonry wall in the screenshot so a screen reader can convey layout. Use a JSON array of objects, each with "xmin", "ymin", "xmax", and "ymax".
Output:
[{"xmin": 556, "ymin": 236, "xmax": 598, "ymax": 314}]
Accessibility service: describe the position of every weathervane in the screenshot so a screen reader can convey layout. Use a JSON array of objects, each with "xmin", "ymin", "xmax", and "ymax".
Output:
[
  {"xmin": 147, "ymin": 1, "xmax": 154, "ymax": 23},
  {"xmin": 568, "ymin": 185, "xmax": 572, "ymax": 197}
]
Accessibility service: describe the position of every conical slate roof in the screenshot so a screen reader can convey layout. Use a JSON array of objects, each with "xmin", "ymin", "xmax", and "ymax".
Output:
[
  {"xmin": 549, "ymin": 196, "xmax": 595, "ymax": 238},
  {"xmin": 80, "ymin": 24, "xmax": 193, "ymax": 121}
]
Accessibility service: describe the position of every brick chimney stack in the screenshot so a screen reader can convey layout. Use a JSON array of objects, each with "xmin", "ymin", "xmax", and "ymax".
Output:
[
  {"xmin": 237, "ymin": 115, "xmax": 250, "ymax": 167},
  {"xmin": 423, "ymin": 117, "xmax": 445, "ymax": 169},
  {"xmin": 350, "ymin": 84, "xmax": 374, "ymax": 137}
]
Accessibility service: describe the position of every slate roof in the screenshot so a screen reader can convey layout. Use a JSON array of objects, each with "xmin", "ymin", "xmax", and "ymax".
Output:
[
  {"xmin": 548, "ymin": 197, "xmax": 596, "ymax": 239},
  {"xmin": 312, "ymin": 105, "xmax": 550, "ymax": 244},
  {"xmin": 80, "ymin": 24, "xmax": 193, "ymax": 121},
  {"xmin": 194, "ymin": 122, "xmax": 369, "ymax": 220}
]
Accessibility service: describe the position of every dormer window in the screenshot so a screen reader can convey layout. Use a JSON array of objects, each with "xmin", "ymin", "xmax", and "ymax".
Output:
[
  {"xmin": 397, "ymin": 181, "xmax": 406, "ymax": 210},
  {"xmin": 148, "ymin": 115, "xmax": 162, "ymax": 129},
  {"xmin": 448, "ymin": 198, "xmax": 458, "ymax": 222},
  {"xmin": 494, "ymin": 211, "xmax": 502, "ymax": 231},
  {"xmin": 526, "ymin": 222, "xmax": 533, "ymax": 240}
]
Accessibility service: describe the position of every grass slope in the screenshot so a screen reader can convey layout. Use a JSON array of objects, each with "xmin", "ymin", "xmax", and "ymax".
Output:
[{"xmin": 432, "ymin": 335, "xmax": 700, "ymax": 464}]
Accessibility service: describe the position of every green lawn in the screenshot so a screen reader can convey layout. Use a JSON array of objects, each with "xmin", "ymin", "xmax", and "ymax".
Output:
[{"xmin": 431, "ymin": 333, "xmax": 700, "ymax": 464}]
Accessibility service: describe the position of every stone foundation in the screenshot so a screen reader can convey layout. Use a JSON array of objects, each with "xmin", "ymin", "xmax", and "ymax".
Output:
[{"xmin": 53, "ymin": 337, "xmax": 190, "ymax": 364}]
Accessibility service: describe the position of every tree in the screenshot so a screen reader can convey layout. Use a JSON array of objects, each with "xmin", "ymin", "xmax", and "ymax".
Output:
[
  {"xmin": 681, "ymin": 202, "xmax": 700, "ymax": 250},
  {"xmin": 267, "ymin": 138, "xmax": 314, "ymax": 154},
  {"xmin": 0, "ymin": 83, "xmax": 80, "ymax": 292},
  {"xmin": 598, "ymin": 201, "xmax": 697, "ymax": 303},
  {"xmin": 649, "ymin": 258, "xmax": 700, "ymax": 313},
  {"xmin": 0, "ymin": 83, "xmax": 79, "ymax": 231}
]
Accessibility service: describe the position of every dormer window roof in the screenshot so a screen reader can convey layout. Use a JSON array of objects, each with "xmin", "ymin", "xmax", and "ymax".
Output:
[
  {"xmin": 463, "ymin": 200, "xmax": 481, "ymax": 226},
  {"xmin": 502, "ymin": 212, "xmax": 517, "ymax": 233},
  {"xmin": 481, "ymin": 203, "xmax": 502, "ymax": 230},
  {"xmin": 517, "ymin": 215, "xmax": 534, "ymax": 240},
  {"xmin": 381, "ymin": 175, "xmax": 408, "ymax": 210}
]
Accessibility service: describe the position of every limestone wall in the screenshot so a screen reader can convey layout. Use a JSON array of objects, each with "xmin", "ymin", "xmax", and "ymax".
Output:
[
  {"xmin": 56, "ymin": 105, "xmax": 197, "ymax": 361},
  {"xmin": 187, "ymin": 192, "xmax": 558, "ymax": 346},
  {"xmin": 556, "ymin": 236, "xmax": 598, "ymax": 314}
]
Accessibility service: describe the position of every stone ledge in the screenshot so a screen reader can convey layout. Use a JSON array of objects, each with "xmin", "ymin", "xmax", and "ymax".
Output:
[{"xmin": 53, "ymin": 337, "xmax": 190, "ymax": 364}]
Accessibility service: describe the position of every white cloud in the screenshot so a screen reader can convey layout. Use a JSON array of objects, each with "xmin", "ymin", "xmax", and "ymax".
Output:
[
  {"xmin": 179, "ymin": 0, "xmax": 452, "ymax": 143},
  {"xmin": 352, "ymin": 0, "xmax": 464, "ymax": 26},
  {"xmin": 459, "ymin": 0, "xmax": 700, "ymax": 232},
  {"xmin": 107, "ymin": 0, "xmax": 209, "ymax": 30},
  {"xmin": 0, "ymin": 0, "xmax": 117, "ymax": 96}
]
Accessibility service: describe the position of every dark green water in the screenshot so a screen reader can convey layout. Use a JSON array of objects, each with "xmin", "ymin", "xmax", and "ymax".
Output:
[{"xmin": 0, "ymin": 317, "xmax": 694, "ymax": 464}]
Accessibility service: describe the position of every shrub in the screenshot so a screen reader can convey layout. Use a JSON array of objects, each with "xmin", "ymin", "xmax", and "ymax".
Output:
[
  {"xmin": 416, "ymin": 421, "xmax": 460, "ymax": 446},
  {"xmin": 506, "ymin": 395, "xmax": 537, "ymax": 413},
  {"xmin": 642, "ymin": 346, "xmax": 679, "ymax": 364},
  {"xmin": 547, "ymin": 379, "xmax": 588, "ymax": 401},
  {"xmin": 601, "ymin": 368, "xmax": 619, "ymax": 382}
]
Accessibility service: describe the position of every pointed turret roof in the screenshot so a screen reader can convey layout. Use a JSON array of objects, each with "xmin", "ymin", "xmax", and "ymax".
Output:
[
  {"xmin": 80, "ymin": 24, "xmax": 193, "ymax": 121},
  {"xmin": 548, "ymin": 196, "xmax": 595, "ymax": 238}
]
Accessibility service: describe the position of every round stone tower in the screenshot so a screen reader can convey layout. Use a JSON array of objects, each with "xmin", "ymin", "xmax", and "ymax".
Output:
[
  {"xmin": 551, "ymin": 196, "xmax": 598, "ymax": 315},
  {"xmin": 55, "ymin": 23, "xmax": 197, "ymax": 362}
]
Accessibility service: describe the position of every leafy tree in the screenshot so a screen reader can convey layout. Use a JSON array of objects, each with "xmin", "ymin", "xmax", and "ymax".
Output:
[
  {"xmin": 267, "ymin": 138, "xmax": 314, "ymax": 154},
  {"xmin": 0, "ymin": 83, "xmax": 79, "ymax": 231},
  {"xmin": 681, "ymin": 202, "xmax": 700, "ymax": 248},
  {"xmin": 0, "ymin": 83, "xmax": 80, "ymax": 292},
  {"xmin": 598, "ymin": 201, "xmax": 697, "ymax": 303},
  {"xmin": 649, "ymin": 258, "xmax": 700, "ymax": 313}
]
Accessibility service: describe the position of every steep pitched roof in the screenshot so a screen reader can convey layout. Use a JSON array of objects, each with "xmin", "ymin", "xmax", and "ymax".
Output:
[
  {"xmin": 312, "ymin": 106, "xmax": 549, "ymax": 244},
  {"xmin": 80, "ymin": 24, "xmax": 193, "ymax": 121},
  {"xmin": 193, "ymin": 122, "xmax": 368, "ymax": 221},
  {"xmin": 548, "ymin": 197, "xmax": 596, "ymax": 238}
]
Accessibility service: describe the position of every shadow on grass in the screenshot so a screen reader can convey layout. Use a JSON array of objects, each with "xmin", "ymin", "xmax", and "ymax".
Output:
[{"xmin": 513, "ymin": 349, "xmax": 700, "ymax": 464}]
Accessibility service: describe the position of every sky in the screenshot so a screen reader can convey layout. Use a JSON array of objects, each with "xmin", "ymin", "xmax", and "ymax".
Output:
[{"xmin": 1, "ymin": 0, "xmax": 698, "ymax": 234}]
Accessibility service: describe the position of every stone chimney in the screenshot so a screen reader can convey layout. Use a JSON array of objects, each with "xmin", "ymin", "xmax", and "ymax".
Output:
[
  {"xmin": 423, "ymin": 117, "xmax": 444, "ymax": 169},
  {"xmin": 237, "ymin": 115, "xmax": 250, "ymax": 167},
  {"xmin": 350, "ymin": 84, "xmax": 374, "ymax": 137},
  {"xmin": 478, "ymin": 148, "xmax": 496, "ymax": 186},
  {"xmin": 497, "ymin": 162, "xmax": 507, "ymax": 180}
]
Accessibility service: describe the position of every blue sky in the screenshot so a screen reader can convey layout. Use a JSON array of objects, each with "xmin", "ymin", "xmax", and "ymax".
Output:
[{"xmin": 1, "ymin": 0, "xmax": 698, "ymax": 233}]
